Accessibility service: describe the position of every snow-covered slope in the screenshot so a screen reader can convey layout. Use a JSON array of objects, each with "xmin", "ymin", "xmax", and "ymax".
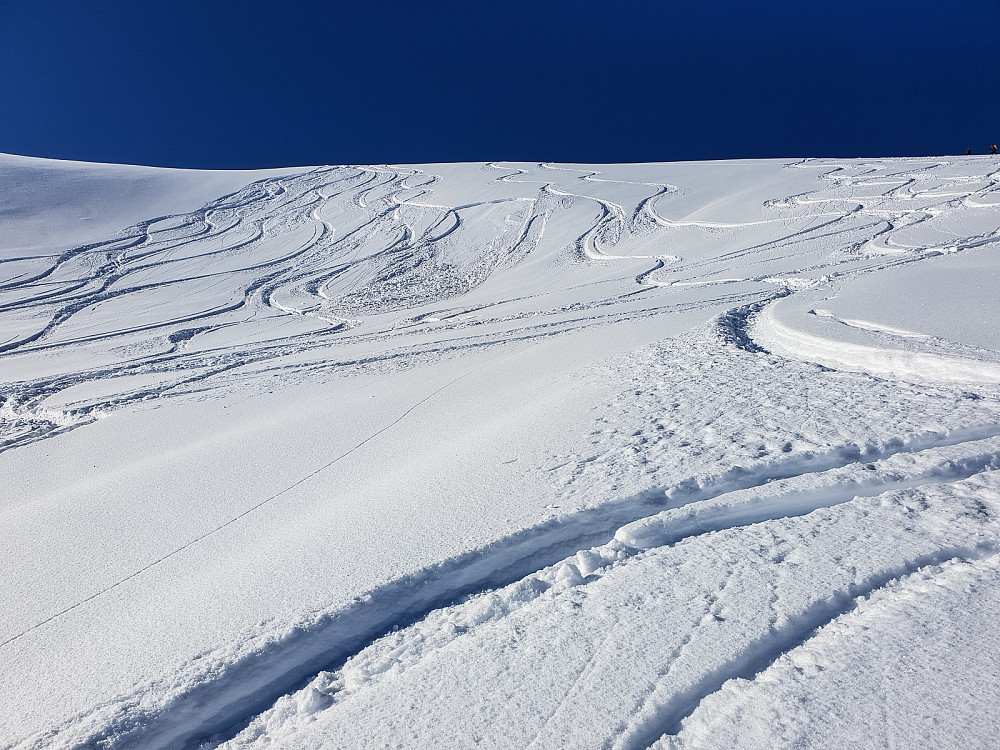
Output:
[{"xmin": 2, "ymin": 155, "xmax": 999, "ymax": 749}]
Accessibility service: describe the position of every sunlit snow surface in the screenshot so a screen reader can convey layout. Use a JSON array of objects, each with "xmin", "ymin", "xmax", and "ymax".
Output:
[{"xmin": 2, "ymin": 154, "xmax": 1000, "ymax": 749}]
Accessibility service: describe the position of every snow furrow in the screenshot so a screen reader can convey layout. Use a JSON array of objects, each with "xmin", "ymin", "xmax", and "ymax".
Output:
[
  {"xmin": 53, "ymin": 433, "xmax": 1000, "ymax": 749},
  {"xmin": 618, "ymin": 545, "xmax": 1000, "ymax": 750},
  {"xmin": 209, "ymin": 440, "xmax": 1000, "ymax": 750}
]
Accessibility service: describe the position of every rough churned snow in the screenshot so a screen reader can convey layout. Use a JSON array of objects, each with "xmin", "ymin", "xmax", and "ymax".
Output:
[{"xmin": 1, "ymin": 154, "xmax": 999, "ymax": 749}]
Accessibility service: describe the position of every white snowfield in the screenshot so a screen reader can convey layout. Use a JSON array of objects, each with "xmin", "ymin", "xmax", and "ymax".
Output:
[{"xmin": 1, "ymin": 153, "xmax": 1000, "ymax": 749}]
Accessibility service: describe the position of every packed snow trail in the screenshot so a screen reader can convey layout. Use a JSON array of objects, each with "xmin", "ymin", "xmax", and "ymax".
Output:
[{"xmin": 2, "ymin": 155, "xmax": 1000, "ymax": 749}]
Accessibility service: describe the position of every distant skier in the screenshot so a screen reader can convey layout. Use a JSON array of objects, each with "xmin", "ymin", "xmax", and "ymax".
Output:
[
  {"xmin": 992, "ymin": 144, "xmax": 998, "ymax": 155},
  {"xmin": 967, "ymin": 147, "xmax": 973, "ymax": 155}
]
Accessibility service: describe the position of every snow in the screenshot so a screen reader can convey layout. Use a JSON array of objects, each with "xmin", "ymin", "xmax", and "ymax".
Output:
[
  {"xmin": 1, "ymin": 154, "xmax": 999, "ymax": 749},
  {"xmin": 0, "ymin": 153, "xmax": 302, "ymax": 258}
]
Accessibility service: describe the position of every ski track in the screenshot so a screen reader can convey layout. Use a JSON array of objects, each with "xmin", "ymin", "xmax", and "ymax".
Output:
[
  {"xmin": 4, "ymin": 157, "xmax": 1000, "ymax": 749},
  {"xmin": 617, "ymin": 545, "xmax": 1000, "ymax": 750},
  {"xmin": 32, "ymin": 427, "xmax": 1000, "ymax": 750},
  {"xmin": 210, "ymin": 433, "xmax": 1000, "ymax": 750}
]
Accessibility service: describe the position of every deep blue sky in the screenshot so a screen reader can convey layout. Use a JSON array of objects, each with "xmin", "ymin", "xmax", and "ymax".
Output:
[{"xmin": 1, "ymin": 0, "xmax": 996, "ymax": 168}]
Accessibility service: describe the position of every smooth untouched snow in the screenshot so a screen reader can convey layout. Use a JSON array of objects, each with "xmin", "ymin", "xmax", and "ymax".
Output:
[{"xmin": 1, "ymin": 154, "xmax": 999, "ymax": 750}]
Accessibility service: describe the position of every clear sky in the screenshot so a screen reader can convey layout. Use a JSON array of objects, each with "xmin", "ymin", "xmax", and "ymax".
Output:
[{"xmin": 1, "ymin": 0, "xmax": 996, "ymax": 168}]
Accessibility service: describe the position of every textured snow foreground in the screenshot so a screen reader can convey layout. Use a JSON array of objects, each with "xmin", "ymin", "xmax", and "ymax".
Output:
[{"xmin": 2, "ymin": 154, "xmax": 1000, "ymax": 750}]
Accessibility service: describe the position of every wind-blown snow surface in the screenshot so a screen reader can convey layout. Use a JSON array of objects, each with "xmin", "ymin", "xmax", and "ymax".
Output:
[{"xmin": 2, "ymin": 154, "xmax": 1000, "ymax": 749}]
